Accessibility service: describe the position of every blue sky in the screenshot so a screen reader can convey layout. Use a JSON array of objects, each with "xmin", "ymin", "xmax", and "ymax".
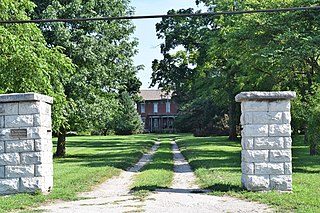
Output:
[{"xmin": 130, "ymin": 0, "xmax": 205, "ymax": 89}]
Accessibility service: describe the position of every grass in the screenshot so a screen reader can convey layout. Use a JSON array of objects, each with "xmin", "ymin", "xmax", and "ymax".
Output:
[
  {"xmin": 131, "ymin": 137, "xmax": 174, "ymax": 195},
  {"xmin": 0, "ymin": 134, "xmax": 156, "ymax": 212},
  {"xmin": 176, "ymin": 134, "xmax": 320, "ymax": 213}
]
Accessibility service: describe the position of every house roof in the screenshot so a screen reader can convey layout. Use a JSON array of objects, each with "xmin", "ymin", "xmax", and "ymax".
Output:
[{"xmin": 139, "ymin": 89, "xmax": 172, "ymax": 101}]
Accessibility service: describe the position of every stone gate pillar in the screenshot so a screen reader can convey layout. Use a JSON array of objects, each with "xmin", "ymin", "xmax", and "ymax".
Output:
[
  {"xmin": 235, "ymin": 91, "xmax": 296, "ymax": 191},
  {"xmin": 0, "ymin": 93, "xmax": 53, "ymax": 195}
]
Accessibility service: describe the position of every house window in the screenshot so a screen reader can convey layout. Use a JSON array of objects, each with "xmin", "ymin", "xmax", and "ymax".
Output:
[
  {"xmin": 153, "ymin": 118, "xmax": 159, "ymax": 128},
  {"xmin": 166, "ymin": 101, "xmax": 170, "ymax": 113},
  {"xmin": 154, "ymin": 102, "xmax": 158, "ymax": 113},
  {"xmin": 141, "ymin": 103, "xmax": 145, "ymax": 113}
]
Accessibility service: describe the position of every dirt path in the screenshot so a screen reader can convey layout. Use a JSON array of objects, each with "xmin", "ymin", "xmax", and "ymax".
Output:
[{"xmin": 36, "ymin": 139, "xmax": 273, "ymax": 213}]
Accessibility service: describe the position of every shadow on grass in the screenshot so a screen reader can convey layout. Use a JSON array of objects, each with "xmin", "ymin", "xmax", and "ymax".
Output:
[{"xmin": 205, "ymin": 183, "xmax": 243, "ymax": 192}]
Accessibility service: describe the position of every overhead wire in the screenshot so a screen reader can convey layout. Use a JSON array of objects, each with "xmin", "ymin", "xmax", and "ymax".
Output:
[{"xmin": 0, "ymin": 6, "xmax": 319, "ymax": 24}]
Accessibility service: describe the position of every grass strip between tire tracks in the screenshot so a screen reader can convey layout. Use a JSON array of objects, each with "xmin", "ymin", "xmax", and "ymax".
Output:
[{"xmin": 131, "ymin": 137, "xmax": 174, "ymax": 193}]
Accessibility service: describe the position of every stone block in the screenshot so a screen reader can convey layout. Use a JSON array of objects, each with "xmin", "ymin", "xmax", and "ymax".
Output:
[
  {"xmin": 19, "ymin": 101, "xmax": 51, "ymax": 115},
  {"xmin": 35, "ymin": 164, "xmax": 53, "ymax": 177},
  {"xmin": 0, "ymin": 103, "xmax": 19, "ymax": 115},
  {"xmin": 251, "ymin": 112, "xmax": 283, "ymax": 124},
  {"xmin": 27, "ymin": 127, "xmax": 52, "ymax": 139},
  {"xmin": 270, "ymin": 175, "xmax": 292, "ymax": 191},
  {"xmin": 0, "ymin": 116, "xmax": 4, "ymax": 128},
  {"xmin": 242, "ymin": 174, "xmax": 270, "ymax": 191},
  {"xmin": 34, "ymin": 114, "xmax": 52, "ymax": 128},
  {"xmin": 282, "ymin": 112, "xmax": 291, "ymax": 123},
  {"xmin": 241, "ymin": 162, "xmax": 254, "ymax": 174},
  {"xmin": 268, "ymin": 100, "xmax": 290, "ymax": 112},
  {"xmin": 255, "ymin": 163, "xmax": 284, "ymax": 175},
  {"xmin": 5, "ymin": 115, "xmax": 34, "ymax": 128},
  {"xmin": 20, "ymin": 177, "xmax": 44, "ymax": 193},
  {"xmin": 0, "ymin": 128, "xmax": 12, "ymax": 140},
  {"xmin": 242, "ymin": 125, "xmax": 268, "ymax": 137},
  {"xmin": 44, "ymin": 176, "xmax": 53, "ymax": 193},
  {"xmin": 21, "ymin": 152, "xmax": 52, "ymax": 165},
  {"xmin": 0, "ymin": 141, "xmax": 4, "ymax": 153},
  {"xmin": 241, "ymin": 101, "xmax": 268, "ymax": 112},
  {"xmin": 254, "ymin": 137, "xmax": 284, "ymax": 150},
  {"xmin": 269, "ymin": 124, "xmax": 291, "ymax": 136},
  {"xmin": 284, "ymin": 163, "xmax": 292, "ymax": 175},
  {"xmin": 0, "ymin": 178, "xmax": 19, "ymax": 195},
  {"xmin": 34, "ymin": 139, "xmax": 52, "ymax": 152},
  {"xmin": 284, "ymin": 137, "xmax": 292, "ymax": 149},
  {"xmin": 5, "ymin": 165, "xmax": 34, "ymax": 178},
  {"xmin": 242, "ymin": 150, "xmax": 269, "ymax": 163},
  {"xmin": 241, "ymin": 137, "xmax": 254, "ymax": 150},
  {"xmin": 0, "ymin": 166, "xmax": 4, "ymax": 178},
  {"xmin": 5, "ymin": 140, "xmax": 34, "ymax": 153},
  {"xmin": 0, "ymin": 153, "xmax": 20, "ymax": 165},
  {"xmin": 270, "ymin": 150, "xmax": 291, "ymax": 162}
]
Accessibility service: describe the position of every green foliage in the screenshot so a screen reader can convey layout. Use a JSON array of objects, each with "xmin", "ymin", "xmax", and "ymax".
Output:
[
  {"xmin": 114, "ymin": 92, "xmax": 143, "ymax": 135},
  {"xmin": 305, "ymin": 105, "xmax": 320, "ymax": 155},
  {"xmin": 0, "ymin": 0, "xmax": 75, "ymax": 131}
]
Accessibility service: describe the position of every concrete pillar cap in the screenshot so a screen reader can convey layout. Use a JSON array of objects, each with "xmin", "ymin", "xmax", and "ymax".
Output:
[{"xmin": 235, "ymin": 91, "xmax": 296, "ymax": 102}]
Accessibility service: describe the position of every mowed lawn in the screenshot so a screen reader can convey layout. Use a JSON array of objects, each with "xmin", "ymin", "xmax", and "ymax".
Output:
[
  {"xmin": 0, "ymin": 134, "xmax": 156, "ymax": 212},
  {"xmin": 176, "ymin": 135, "xmax": 320, "ymax": 213}
]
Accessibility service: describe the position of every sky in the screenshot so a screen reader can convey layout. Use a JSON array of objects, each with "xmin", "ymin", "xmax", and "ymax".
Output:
[{"xmin": 130, "ymin": 0, "xmax": 205, "ymax": 89}]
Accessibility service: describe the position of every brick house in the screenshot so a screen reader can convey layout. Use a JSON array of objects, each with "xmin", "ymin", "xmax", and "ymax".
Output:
[{"xmin": 137, "ymin": 90, "xmax": 177, "ymax": 133}]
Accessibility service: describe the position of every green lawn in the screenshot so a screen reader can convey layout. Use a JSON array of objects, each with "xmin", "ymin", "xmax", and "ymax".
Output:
[
  {"xmin": 131, "ymin": 137, "xmax": 174, "ymax": 193},
  {"xmin": 176, "ymin": 135, "xmax": 320, "ymax": 213},
  {"xmin": 0, "ymin": 134, "xmax": 156, "ymax": 212}
]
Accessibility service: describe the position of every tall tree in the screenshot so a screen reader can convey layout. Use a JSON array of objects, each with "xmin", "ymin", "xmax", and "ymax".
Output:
[
  {"xmin": 0, "ymin": 0, "xmax": 74, "ymax": 132},
  {"xmin": 32, "ymin": 0, "xmax": 142, "ymax": 156}
]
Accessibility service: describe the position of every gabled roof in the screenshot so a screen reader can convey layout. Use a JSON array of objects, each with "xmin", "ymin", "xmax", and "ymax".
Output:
[{"xmin": 139, "ymin": 89, "xmax": 172, "ymax": 101}]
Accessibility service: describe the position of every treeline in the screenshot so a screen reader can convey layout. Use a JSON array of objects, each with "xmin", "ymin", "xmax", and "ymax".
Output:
[
  {"xmin": 0, "ymin": 0, "xmax": 143, "ymax": 156},
  {"xmin": 151, "ymin": 0, "xmax": 320, "ymax": 155}
]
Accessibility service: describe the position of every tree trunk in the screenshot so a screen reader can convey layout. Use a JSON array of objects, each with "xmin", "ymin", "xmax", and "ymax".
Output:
[
  {"xmin": 56, "ymin": 126, "xmax": 66, "ymax": 157},
  {"xmin": 228, "ymin": 93, "xmax": 238, "ymax": 141},
  {"xmin": 310, "ymin": 144, "xmax": 318, "ymax": 156}
]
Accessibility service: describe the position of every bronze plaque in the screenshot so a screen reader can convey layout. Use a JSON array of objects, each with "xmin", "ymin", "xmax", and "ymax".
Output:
[{"xmin": 10, "ymin": 129, "xmax": 27, "ymax": 138}]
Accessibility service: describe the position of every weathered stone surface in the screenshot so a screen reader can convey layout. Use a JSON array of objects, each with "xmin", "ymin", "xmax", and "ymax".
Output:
[
  {"xmin": 270, "ymin": 150, "xmax": 291, "ymax": 162},
  {"xmin": 241, "ymin": 137, "xmax": 254, "ymax": 150},
  {"xmin": 19, "ymin": 101, "xmax": 52, "ymax": 115},
  {"xmin": 241, "ymin": 101, "xmax": 268, "ymax": 112},
  {"xmin": 241, "ymin": 162, "xmax": 254, "ymax": 174},
  {"xmin": 269, "ymin": 124, "xmax": 291, "ymax": 136},
  {"xmin": 0, "ymin": 116, "xmax": 4, "ymax": 128},
  {"xmin": 26, "ymin": 127, "xmax": 51, "ymax": 139},
  {"xmin": 242, "ymin": 175, "xmax": 269, "ymax": 191},
  {"xmin": 21, "ymin": 152, "xmax": 52, "ymax": 165},
  {"xmin": 255, "ymin": 163, "xmax": 284, "ymax": 175},
  {"xmin": 284, "ymin": 163, "xmax": 292, "ymax": 175},
  {"xmin": 0, "ymin": 153, "xmax": 20, "ymax": 165},
  {"xmin": 242, "ymin": 125, "xmax": 268, "ymax": 137},
  {"xmin": 35, "ymin": 164, "xmax": 53, "ymax": 177},
  {"xmin": 254, "ymin": 137, "xmax": 284, "ymax": 150},
  {"xmin": 20, "ymin": 177, "xmax": 44, "ymax": 192},
  {"xmin": 5, "ymin": 115, "xmax": 33, "ymax": 128},
  {"xmin": 282, "ymin": 112, "xmax": 291, "ymax": 123},
  {"xmin": 235, "ymin": 91, "xmax": 296, "ymax": 102},
  {"xmin": 44, "ymin": 176, "xmax": 53, "ymax": 193},
  {"xmin": 0, "ymin": 178, "xmax": 19, "ymax": 194},
  {"xmin": 5, "ymin": 140, "xmax": 34, "ymax": 153},
  {"xmin": 268, "ymin": 100, "xmax": 291, "ymax": 112},
  {"xmin": 33, "ymin": 114, "xmax": 52, "ymax": 128},
  {"xmin": 34, "ymin": 139, "xmax": 52, "ymax": 152},
  {"xmin": 0, "ymin": 103, "xmax": 18, "ymax": 115},
  {"xmin": 0, "ymin": 93, "xmax": 53, "ymax": 104},
  {"xmin": 0, "ymin": 141, "xmax": 4, "ymax": 153},
  {"xmin": 5, "ymin": 165, "xmax": 34, "ymax": 178},
  {"xmin": 0, "ymin": 128, "xmax": 13, "ymax": 140},
  {"xmin": 270, "ymin": 175, "xmax": 292, "ymax": 191},
  {"xmin": 284, "ymin": 137, "xmax": 292, "ymax": 149},
  {"xmin": 0, "ymin": 166, "xmax": 4, "ymax": 178},
  {"xmin": 242, "ymin": 150, "xmax": 269, "ymax": 163}
]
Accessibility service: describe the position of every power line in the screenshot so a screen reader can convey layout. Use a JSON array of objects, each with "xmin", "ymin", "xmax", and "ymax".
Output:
[{"xmin": 0, "ymin": 6, "xmax": 319, "ymax": 24}]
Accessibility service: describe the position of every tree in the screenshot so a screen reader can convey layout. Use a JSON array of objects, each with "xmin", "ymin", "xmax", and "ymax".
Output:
[
  {"xmin": 114, "ymin": 92, "xmax": 143, "ymax": 135},
  {"xmin": 0, "ymin": 0, "xmax": 74, "ymax": 132},
  {"xmin": 32, "ymin": 0, "xmax": 142, "ymax": 156}
]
